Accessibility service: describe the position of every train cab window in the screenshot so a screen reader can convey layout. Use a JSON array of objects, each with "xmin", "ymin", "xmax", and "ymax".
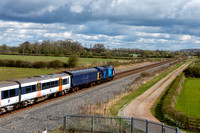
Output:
[
  {"xmin": 26, "ymin": 86, "xmax": 31, "ymax": 93},
  {"xmin": 46, "ymin": 82, "xmax": 50, "ymax": 88},
  {"xmin": 51, "ymin": 81, "xmax": 55, "ymax": 87},
  {"xmin": 10, "ymin": 89, "xmax": 16, "ymax": 97},
  {"xmin": 42, "ymin": 83, "xmax": 47, "ymax": 90},
  {"xmin": 3, "ymin": 90, "xmax": 9, "ymax": 99},
  {"xmin": 67, "ymin": 78, "xmax": 69, "ymax": 84},
  {"xmin": 63, "ymin": 79, "xmax": 67, "ymax": 85},
  {"xmin": 55, "ymin": 81, "xmax": 58, "ymax": 86},
  {"xmin": 32, "ymin": 85, "xmax": 36, "ymax": 92}
]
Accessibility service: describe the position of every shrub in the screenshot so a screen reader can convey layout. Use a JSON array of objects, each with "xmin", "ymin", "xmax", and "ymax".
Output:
[
  {"xmin": 0, "ymin": 60, "xmax": 6, "ymax": 66},
  {"xmin": 15, "ymin": 60, "xmax": 23, "ymax": 67},
  {"xmin": 4, "ymin": 60, "xmax": 16, "ymax": 67},
  {"xmin": 183, "ymin": 66, "xmax": 200, "ymax": 78},
  {"xmin": 68, "ymin": 55, "xmax": 79, "ymax": 68},
  {"xmin": 33, "ymin": 61, "xmax": 48, "ymax": 68},
  {"xmin": 21, "ymin": 61, "xmax": 33, "ymax": 68},
  {"xmin": 48, "ymin": 60, "xmax": 63, "ymax": 69}
]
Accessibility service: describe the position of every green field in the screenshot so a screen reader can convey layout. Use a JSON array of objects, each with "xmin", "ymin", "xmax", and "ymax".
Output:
[
  {"xmin": 0, "ymin": 55, "xmax": 121, "ymax": 65},
  {"xmin": 193, "ymin": 62, "xmax": 200, "ymax": 67},
  {"xmin": 175, "ymin": 78, "xmax": 200, "ymax": 118},
  {"xmin": 0, "ymin": 67, "xmax": 61, "ymax": 81}
]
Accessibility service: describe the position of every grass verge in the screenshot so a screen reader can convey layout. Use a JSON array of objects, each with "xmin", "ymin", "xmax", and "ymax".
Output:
[{"xmin": 109, "ymin": 61, "xmax": 185, "ymax": 116}]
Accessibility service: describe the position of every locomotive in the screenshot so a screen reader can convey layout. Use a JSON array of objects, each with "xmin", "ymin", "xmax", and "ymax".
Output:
[{"xmin": 0, "ymin": 65, "xmax": 114, "ymax": 113}]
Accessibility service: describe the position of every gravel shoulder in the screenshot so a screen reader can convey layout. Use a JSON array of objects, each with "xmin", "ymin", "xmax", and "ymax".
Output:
[{"xmin": 121, "ymin": 61, "xmax": 191, "ymax": 122}]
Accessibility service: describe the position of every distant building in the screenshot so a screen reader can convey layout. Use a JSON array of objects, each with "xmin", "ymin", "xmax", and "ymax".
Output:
[{"xmin": 180, "ymin": 49, "xmax": 200, "ymax": 53}]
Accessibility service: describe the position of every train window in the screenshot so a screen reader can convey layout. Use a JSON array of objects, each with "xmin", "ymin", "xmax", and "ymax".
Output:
[
  {"xmin": 42, "ymin": 83, "xmax": 47, "ymax": 90},
  {"xmin": 55, "ymin": 81, "xmax": 58, "ymax": 86},
  {"xmin": 3, "ymin": 90, "xmax": 9, "ymax": 99},
  {"xmin": 63, "ymin": 79, "xmax": 66, "ymax": 85},
  {"xmin": 67, "ymin": 78, "xmax": 69, "ymax": 84},
  {"xmin": 15, "ymin": 88, "xmax": 19, "ymax": 96},
  {"xmin": 32, "ymin": 85, "xmax": 36, "ymax": 92},
  {"xmin": 26, "ymin": 86, "xmax": 31, "ymax": 93},
  {"xmin": 21, "ymin": 87, "xmax": 26, "ymax": 94},
  {"xmin": 51, "ymin": 81, "xmax": 55, "ymax": 87},
  {"xmin": 46, "ymin": 82, "xmax": 50, "ymax": 88},
  {"xmin": 10, "ymin": 89, "xmax": 15, "ymax": 97}
]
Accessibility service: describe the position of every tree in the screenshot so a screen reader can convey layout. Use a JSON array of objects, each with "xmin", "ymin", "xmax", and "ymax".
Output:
[
  {"xmin": 197, "ymin": 51, "xmax": 200, "ymax": 58},
  {"xmin": 18, "ymin": 41, "xmax": 32, "ymax": 54},
  {"xmin": 92, "ymin": 43, "xmax": 106, "ymax": 53},
  {"xmin": 2, "ymin": 44, "xmax": 9, "ymax": 52},
  {"xmin": 68, "ymin": 54, "xmax": 79, "ymax": 67}
]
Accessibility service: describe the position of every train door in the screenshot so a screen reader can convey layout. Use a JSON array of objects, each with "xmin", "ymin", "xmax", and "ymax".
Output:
[
  {"xmin": 59, "ymin": 77, "xmax": 63, "ymax": 91},
  {"xmin": 36, "ymin": 82, "xmax": 41, "ymax": 97},
  {"xmin": 104, "ymin": 71, "xmax": 107, "ymax": 78},
  {"xmin": 97, "ymin": 72, "xmax": 99, "ymax": 80},
  {"xmin": 0, "ymin": 89, "xmax": 1, "ymax": 107}
]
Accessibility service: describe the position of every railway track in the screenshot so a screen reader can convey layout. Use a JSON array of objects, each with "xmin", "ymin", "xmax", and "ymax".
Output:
[
  {"xmin": 114, "ymin": 58, "xmax": 177, "ymax": 80},
  {"xmin": 0, "ymin": 58, "xmax": 177, "ymax": 118}
]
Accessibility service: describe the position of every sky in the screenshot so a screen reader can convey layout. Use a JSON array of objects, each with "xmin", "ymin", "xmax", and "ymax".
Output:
[{"xmin": 0, "ymin": 0, "xmax": 200, "ymax": 50}]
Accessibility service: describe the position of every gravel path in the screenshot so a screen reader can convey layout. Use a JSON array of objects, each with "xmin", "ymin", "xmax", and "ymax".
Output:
[
  {"xmin": 0, "ymin": 63, "xmax": 171, "ymax": 133},
  {"xmin": 121, "ymin": 61, "xmax": 191, "ymax": 122}
]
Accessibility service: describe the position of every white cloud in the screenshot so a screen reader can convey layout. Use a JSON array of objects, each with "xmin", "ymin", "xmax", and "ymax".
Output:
[
  {"xmin": 179, "ymin": 35, "xmax": 191, "ymax": 41},
  {"xmin": 70, "ymin": 5, "xmax": 83, "ymax": 13},
  {"xmin": 44, "ymin": 32, "xmax": 72, "ymax": 38},
  {"xmin": 137, "ymin": 32, "xmax": 170, "ymax": 38}
]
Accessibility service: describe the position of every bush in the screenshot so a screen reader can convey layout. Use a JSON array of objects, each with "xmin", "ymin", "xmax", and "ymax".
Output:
[
  {"xmin": 48, "ymin": 60, "xmax": 63, "ymax": 69},
  {"xmin": 33, "ymin": 61, "xmax": 48, "ymax": 68},
  {"xmin": 68, "ymin": 55, "xmax": 79, "ymax": 68},
  {"xmin": 22, "ymin": 61, "xmax": 33, "ymax": 68},
  {"xmin": 0, "ymin": 60, "xmax": 6, "ymax": 66},
  {"xmin": 15, "ymin": 60, "xmax": 22, "ymax": 67},
  {"xmin": 183, "ymin": 66, "xmax": 200, "ymax": 78}
]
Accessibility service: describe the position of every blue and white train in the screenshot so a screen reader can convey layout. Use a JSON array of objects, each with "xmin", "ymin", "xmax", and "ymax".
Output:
[{"xmin": 0, "ymin": 65, "xmax": 114, "ymax": 113}]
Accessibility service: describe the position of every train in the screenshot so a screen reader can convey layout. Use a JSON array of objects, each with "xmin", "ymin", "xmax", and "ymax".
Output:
[{"xmin": 0, "ymin": 65, "xmax": 115, "ymax": 114}]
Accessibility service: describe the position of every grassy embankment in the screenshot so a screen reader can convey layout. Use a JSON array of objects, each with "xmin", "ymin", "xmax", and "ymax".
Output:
[
  {"xmin": 109, "ymin": 61, "xmax": 185, "ymax": 116},
  {"xmin": 175, "ymin": 78, "xmax": 200, "ymax": 118},
  {"xmin": 0, "ymin": 54, "xmax": 122, "ymax": 65}
]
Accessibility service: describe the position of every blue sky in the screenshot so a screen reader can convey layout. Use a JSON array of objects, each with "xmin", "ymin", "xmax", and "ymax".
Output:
[{"xmin": 0, "ymin": 0, "xmax": 200, "ymax": 50}]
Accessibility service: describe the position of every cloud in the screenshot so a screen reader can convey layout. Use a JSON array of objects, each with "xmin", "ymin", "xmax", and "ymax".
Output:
[
  {"xmin": 70, "ymin": 5, "xmax": 83, "ymax": 13},
  {"xmin": 0, "ymin": 0, "xmax": 200, "ymax": 50}
]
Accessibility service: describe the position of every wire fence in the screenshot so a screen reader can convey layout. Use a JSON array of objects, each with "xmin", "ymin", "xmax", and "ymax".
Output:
[{"xmin": 63, "ymin": 114, "xmax": 181, "ymax": 133}]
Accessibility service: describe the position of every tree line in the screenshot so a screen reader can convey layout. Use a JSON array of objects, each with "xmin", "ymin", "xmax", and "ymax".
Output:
[{"xmin": 0, "ymin": 39, "xmax": 188, "ymax": 58}]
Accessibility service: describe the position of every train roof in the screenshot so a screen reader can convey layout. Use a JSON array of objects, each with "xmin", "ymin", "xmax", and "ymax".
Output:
[
  {"xmin": 0, "ymin": 81, "xmax": 18, "ymax": 88},
  {"xmin": 11, "ymin": 73, "xmax": 70, "ymax": 84},
  {"xmin": 95, "ymin": 65, "xmax": 114, "ymax": 70},
  {"xmin": 66, "ymin": 68, "xmax": 98, "ymax": 75}
]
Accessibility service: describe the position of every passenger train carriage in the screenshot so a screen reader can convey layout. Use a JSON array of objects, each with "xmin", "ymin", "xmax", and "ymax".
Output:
[
  {"xmin": 0, "ymin": 73, "xmax": 70, "ymax": 112},
  {"xmin": 0, "ymin": 65, "xmax": 114, "ymax": 113}
]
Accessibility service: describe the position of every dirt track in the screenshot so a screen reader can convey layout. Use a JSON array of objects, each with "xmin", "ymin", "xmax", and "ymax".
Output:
[{"xmin": 121, "ymin": 61, "xmax": 191, "ymax": 122}]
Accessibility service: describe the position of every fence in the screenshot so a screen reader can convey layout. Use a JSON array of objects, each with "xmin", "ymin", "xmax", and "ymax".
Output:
[{"xmin": 63, "ymin": 114, "xmax": 181, "ymax": 133}]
